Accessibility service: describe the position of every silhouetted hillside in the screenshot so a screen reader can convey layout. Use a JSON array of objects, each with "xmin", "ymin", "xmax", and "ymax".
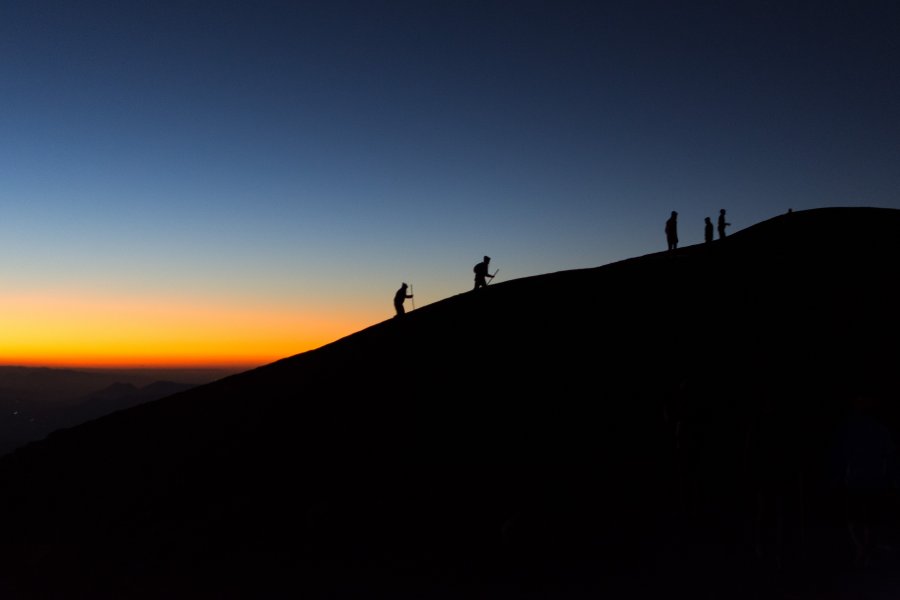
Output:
[{"xmin": 0, "ymin": 207, "xmax": 898, "ymax": 599}]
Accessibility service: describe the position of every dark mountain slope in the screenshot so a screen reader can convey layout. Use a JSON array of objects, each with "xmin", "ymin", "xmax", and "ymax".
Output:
[
  {"xmin": 0, "ymin": 207, "xmax": 898, "ymax": 598},
  {"xmin": 49, "ymin": 380, "xmax": 197, "ymax": 432}
]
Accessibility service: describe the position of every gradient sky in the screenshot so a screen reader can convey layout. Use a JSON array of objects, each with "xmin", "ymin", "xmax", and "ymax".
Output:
[{"xmin": 2, "ymin": 1, "xmax": 898, "ymax": 367}]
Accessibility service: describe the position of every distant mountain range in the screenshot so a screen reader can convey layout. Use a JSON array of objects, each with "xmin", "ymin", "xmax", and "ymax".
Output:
[
  {"xmin": 0, "ymin": 207, "xmax": 897, "ymax": 599},
  {"xmin": 0, "ymin": 367, "xmax": 228, "ymax": 456}
]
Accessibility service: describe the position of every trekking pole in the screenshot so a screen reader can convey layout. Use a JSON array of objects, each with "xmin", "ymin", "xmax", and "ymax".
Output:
[
  {"xmin": 486, "ymin": 269, "xmax": 499, "ymax": 285},
  {"xmin": 410, "ymin": 284, "xmax": 415, "ymax": 311}
]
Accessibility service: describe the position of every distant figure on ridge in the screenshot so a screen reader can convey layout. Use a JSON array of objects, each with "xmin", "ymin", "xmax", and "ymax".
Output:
[
  {"xmin": 393, "ymin": 283, "xmax": 413, "ymax": 317},
  {"xmin": 718, "ymin": 209, "xmax": 731, "ymax": 240},
  {"xmin": 665, "ymin": 211, "xmax": 678, "ymax": 251},
  {"xmin": 704, "ymin": 217, "xmax": 713, "ymax": 244},
  {"xmin": 473, "ymin": 256, "xmax": 495, "ymax": 290}
]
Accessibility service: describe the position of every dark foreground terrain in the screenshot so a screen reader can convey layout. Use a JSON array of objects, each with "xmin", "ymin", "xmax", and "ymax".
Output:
[{"xmin": 0, "ymin": 207, "xmax": 898, "ymax": 599}]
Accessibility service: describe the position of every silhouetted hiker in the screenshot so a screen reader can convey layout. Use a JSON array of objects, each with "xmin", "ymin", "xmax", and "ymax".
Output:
[
  {"xmin": 704, "ymin": 217, "xmax": 713, "ymax": 244},
  {"xmin": 665, "ymin": 211, "xmax": 678, "ymax": 251},
  {"xmin": 744, "ymin": 387, "xmax": 805, "ymax": 570},
  {"xmin": 393, "ymin": 283, "xmax": 413, "ymax": 317},
  {"xmin": 717, "ymin": 209, "xmax": 730, "ymax": 239},
  {"xmin": 473, "ymin": 256, "xmax": 495, "ymax": 290},
  {"xmin": 830, "ymin": 392, "xmax": 900, "ymax": 566}
]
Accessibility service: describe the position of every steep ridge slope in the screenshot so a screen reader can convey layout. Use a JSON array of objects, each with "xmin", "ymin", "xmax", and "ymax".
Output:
[{"xmin": 0, "ymin": 207, "xmax": 898, "ymax": 598}]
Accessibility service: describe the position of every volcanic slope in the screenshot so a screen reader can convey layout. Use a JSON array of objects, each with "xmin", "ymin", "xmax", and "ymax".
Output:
[{"xmin": 1, "ymin": 207, "xmax": 898, "ymax": 598}]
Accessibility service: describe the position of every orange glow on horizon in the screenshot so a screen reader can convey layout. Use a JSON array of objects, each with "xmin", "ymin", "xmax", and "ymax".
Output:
[{"xmin": 0, "ymin": 289, "xmax": 377, "ymax": 369}]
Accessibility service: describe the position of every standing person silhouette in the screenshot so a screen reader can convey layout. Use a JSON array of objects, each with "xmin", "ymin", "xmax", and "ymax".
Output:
[
  {"xmin": 704, "ymin": 217, "xmax": 713, "ymax": 244},
  {"xmin": 665, "ymin": 211, "xmax": 679, "ymax": 251},
  {"xmin": 473, "ymin": 256, "xmax": 495, "ymax": 290},
  {"xmin": 393, "ymin": 283, "xmax": 413, "ymax": 317},
  {"xmin": 718, "ymin": 209, "xmax": 731, "ymax": 240}
]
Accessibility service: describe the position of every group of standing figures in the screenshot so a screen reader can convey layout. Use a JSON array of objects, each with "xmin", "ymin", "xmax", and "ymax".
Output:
[
  {"xmin": 666, "ymin": 209, "xmax": 731, "ymax": 251},
  {"xmin": 395, "ymin": 211, "xmax": 735, "ymax": 317}
]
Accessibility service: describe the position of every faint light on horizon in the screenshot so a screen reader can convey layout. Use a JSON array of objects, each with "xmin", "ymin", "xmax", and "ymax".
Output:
[{"xmin": 0, "ymin": 288, "xmax": 376, "ymax": 368}]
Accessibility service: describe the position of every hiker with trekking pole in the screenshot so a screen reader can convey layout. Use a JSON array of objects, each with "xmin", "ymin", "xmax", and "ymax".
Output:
[
  {"xmin": 472, "ymin": 255, "xmax": 498, "ymax": 291},
  {"xmin": 394, "ymin": 282, "xmax": 414, "ymax": 317}
]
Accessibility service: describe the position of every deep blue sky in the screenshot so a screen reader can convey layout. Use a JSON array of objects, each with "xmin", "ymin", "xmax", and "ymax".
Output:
[{"xmin": 1, "ymin": 1, "xmax": 899, "ymax": 365}]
